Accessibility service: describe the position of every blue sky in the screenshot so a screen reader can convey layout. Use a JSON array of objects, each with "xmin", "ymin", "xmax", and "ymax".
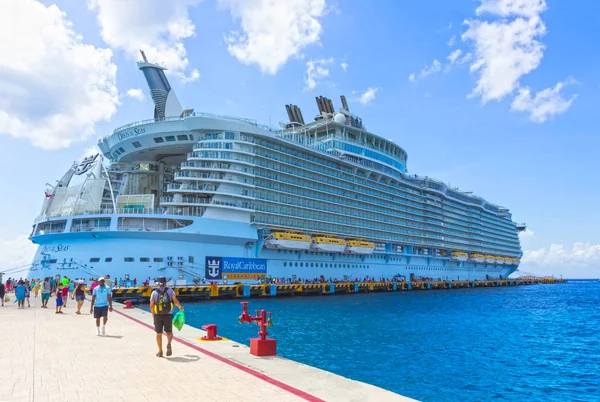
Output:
[{"xmin": 1, "ymin": 0, "xmax": 598, "ymax": 278}]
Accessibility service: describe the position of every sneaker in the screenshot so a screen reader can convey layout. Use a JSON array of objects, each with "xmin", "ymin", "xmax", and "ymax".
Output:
[
  {"xmin": 96, "ymin": 328, "xmax": 101, "ymax": 336},
  {"xmin": 101, "ymin": 326, "xmax": 105, "ymax": 336}
]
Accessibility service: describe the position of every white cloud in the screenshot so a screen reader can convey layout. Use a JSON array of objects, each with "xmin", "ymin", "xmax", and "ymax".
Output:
[
  {"xmin": 519, "ymin": 229, "xmax": 535, "ymax": 240},
  {"xmin": 447, "ymin": 35, "xmax": 457, "ymax": 46},
  {"xmin": 341, "ymin": 62, "xmax": 349, "ymax": 71},
  {"xmin": 354, "ymin": 87, "xmax": 379, "ymax": 105},
  {"xmin": 463, "ymin": 14, "xmax": 546, "ymax": 102},
  {"xmin": 522, "ymin": 242, "xmax": 600, "ymax": 278},
  {"xmin": 0, "ymin": 235, "xmax": 37, "ymax": 276},
  {"xmin": 304, "ymin": 57, "xmax": 333, "ymax": 91},
  {"xmin": 126, "ymin": 88, "xmax": 144, "ymax": 101},
  {"xmin": 447, "ymin": 49, "xmax": 463, "ymax": 64},
  {"xmin": 511, "ymin": 79, "xmax": 577, "ymax": 122},
  {"xmin": 476, "ymin": 0, "xmax": 547, "ymax": 18},
  {"xmin": 89, "ymin": 0, "xmax": 201, "ymax": 83},
  {"xmin": 219, "ymin": 0, "xmax": 327, "ymax": 74},
  {"xmin": 0, "ymin": 0, "xmax": 118, "ymax": 150},
  {"xmin": 409, "ymin": 60, "xmax": 442, "ymax": 82}
]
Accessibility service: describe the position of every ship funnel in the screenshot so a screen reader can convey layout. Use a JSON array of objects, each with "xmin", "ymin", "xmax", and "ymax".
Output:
[
  {"xmin": 137, "ymin": 50, "xmax": 183, "ymax": 120},
  {"xmin": 285, "ymin": 104, "xmax": 305, "ymax": 126},
  {"xmin": 340, "ymin": 95, "xmax": 349, "ymax": 112}
]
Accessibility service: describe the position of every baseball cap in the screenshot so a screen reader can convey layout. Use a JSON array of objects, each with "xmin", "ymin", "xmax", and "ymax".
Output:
[
  {"xmin": 98, "ymin": 277, "xmax": 106, "ymax": 281},
  {"xmin": 156, "ymin": 276, "xmax": 167, "ymax": 285}
]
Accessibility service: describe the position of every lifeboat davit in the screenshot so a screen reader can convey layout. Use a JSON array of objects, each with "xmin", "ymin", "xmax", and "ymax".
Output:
[
  {"xmin": 264, "ymin": 232, "xmax": 312, "ymax": 250},
  {"xmin": 346, "ymin": 240, "xmax": 375, "ymax": 254},
  {"xmin": 312, "ymin": 237, "xmax": 347, "ymax": 253}
]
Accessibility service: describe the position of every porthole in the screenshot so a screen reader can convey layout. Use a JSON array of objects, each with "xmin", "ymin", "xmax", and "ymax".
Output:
[
  {"xmin": 295, "ymin": 262, "xmax": 298, "ymax": 267},
  {"xmin": 283, "ymin": 262, "xmax": 287, "ymax": 267},
  {"xmin": 300, "ymin": 262, "xmax": 303, "ymax": 267}
]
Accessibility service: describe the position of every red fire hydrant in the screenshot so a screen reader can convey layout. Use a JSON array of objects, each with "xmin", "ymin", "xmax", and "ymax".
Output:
[{"xmin": 238, "ymin": 301, "xmax": 276, "ymax": 356}]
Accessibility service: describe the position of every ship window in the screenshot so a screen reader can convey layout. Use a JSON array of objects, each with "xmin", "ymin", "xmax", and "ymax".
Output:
[
  {"xmin": 165, "ymin": 136, "xmax": 176, "ymax": 142},
  {"xmin": 118, "ymin": 147, "xmax": 125, "ymax": 153},
  {"xmin": 153, "ymin": 257, "xmax": 164, "ymax": 262},
  {"xmin": 189, "ymin": 256, "xmax": 194, "ymax": 263},
  {"xmin": 89, "ymin": 258, "xmax": 100, "ymax": 263},
  {"xmin": 124, "ymin": 257, "xmax": 134, "ymax": 262},
  {"xmin": 140, "ymin": 257, "xmax": 150, "ymax": 262},
  {"xmin": 225, "ymin": 132, "xmax": 235, "ymax": 140},
  {"xmin": 132, "ymin": 141, "xmax": 142, "ymax": 148},
  {"xmin": 283, "ymin": 262, "xmax": 287, "ymax": 267},
  {"xmin": 295, "ymin": 262, "xmax": 298, "ymax": 267},
  {"xmin": 177, "ymin": 135, "xmax": 188, "ymax": 141},
  {"xmin": 189, "ymin": 135, "xmax": 194, "ymax": 141},
  {"xmin": 154, "ymin": 137, "xmax": 164, "ymax": 143},
  {"xmin": 49, "ymin": 259, "xmax": 57, "ymax": 263},
  {"xmin": 105, "ymin": 258, "xmax": 112, "ymax": 262},
  {"xmin": 300, "ymin": 263, "xmax": 303, "ymax": 267}
]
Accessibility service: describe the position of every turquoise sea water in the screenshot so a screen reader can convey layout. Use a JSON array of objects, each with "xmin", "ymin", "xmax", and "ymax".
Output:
[{"xmin": 147, "ymin": 282, "xmax": 600, "ymax": 401}]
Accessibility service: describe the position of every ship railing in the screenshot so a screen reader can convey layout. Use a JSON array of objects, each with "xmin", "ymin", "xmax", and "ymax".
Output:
[
  {"xmin": 35, "ymin": 207, "xmax": 204, "ymax": 222},
  {"xmin": 107, "ymin": 112, "xmax": 282, "ymax": 140}
]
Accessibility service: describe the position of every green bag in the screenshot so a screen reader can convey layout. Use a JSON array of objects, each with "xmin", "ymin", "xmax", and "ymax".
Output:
[{"xmin": 172, "ymin": 311, "xmax": 185, "ymax": 331}]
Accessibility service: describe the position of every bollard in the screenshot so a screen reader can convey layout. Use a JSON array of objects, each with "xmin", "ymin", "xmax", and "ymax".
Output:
[
  {"xmin": 123, "ymin": 300, "xmax": 134, "ymax": 309},
  {"xmin": 201, "ymin": 324, "xmax": 223, "ymax": 341},
  {"xmin": 238, "ymin": 302, "xmax": 276, "ymax": 356}
]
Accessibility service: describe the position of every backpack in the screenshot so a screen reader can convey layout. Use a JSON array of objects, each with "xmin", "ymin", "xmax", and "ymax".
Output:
[{"xmin": 155, "ymin": 288, "xmax": 172, "ymax": 314}]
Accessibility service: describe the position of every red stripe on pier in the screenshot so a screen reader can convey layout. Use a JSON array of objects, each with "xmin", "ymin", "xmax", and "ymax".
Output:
[{"xmin": 114, "ymin": 309, "xmax": 324, "ymax": 402}]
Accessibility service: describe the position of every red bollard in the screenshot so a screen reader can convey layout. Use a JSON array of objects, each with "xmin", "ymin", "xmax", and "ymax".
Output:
[
  {"xmin": 201, "ymin": 324, "xmax": 223, "ymax": 341},
  {"xmin": 123, "ymin": 300, "xmax": 134, "ymax": 309},
  {"xmin": 238, "ymin": 302, "xmax": 276, "ymax": 356}
]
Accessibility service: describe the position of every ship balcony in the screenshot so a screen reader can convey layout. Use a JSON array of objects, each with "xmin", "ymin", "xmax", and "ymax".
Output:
[
  {"xmin": 161, "ymin": 196, "xmax": 253, "ymax": 210},
  {"xmin": 180, "ymin": 161, "xmax": 255, "ymax": 176}
]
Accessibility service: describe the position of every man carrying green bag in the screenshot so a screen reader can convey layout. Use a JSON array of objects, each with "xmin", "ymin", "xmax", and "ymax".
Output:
[{"xmin": 149, "ymin": 277, "xmax": 184, "ymax": 357}]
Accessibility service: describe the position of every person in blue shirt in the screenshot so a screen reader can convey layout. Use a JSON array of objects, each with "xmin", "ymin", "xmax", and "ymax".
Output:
[
  {"xmin": 89, "ymin": 277, "xmax": 113, "ymax": 336},
  {"xmin": 15, "ymin": 280, "xmax": 26, "ymax": 309}
]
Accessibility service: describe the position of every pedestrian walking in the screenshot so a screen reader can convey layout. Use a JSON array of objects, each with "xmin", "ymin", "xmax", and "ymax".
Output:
[
  {"xmin": 149, "ymin": 276, "xmax": 183, "ymax": 357},
  {"xmin": 41, "ymin": 278, "xmax": 51, "ymax": 308},
  {"xmin": 69, "ymin": 280, "xmax": 75, "ymax": 300},
  {"xmin": 89, "ymin": 277, "xmax": 113, "ymax": 336},
  {"xmin": 55, "ymin": 284, "xmax": 64, "ymax": 314},
  {"xmin": 32, "ymin": 280, "xmax": 40, "ymax": 298},
  {"xmin": 25, "ymin": 280, "xmax": 31, "ymax": 307},
  {"xmin": 75, "ymin": 282, "xmax": 86, "ymax": 314},
  {"xmin": 15, "ymin": 280, "xmax": 26, "ymax": 309},
  {"xmin": 61, "ymin": 282, "xmax": 69, "ymax": 307},
  {"xmin": 0, "ymin": 282, "xmax": 5, "ymax": 307}
]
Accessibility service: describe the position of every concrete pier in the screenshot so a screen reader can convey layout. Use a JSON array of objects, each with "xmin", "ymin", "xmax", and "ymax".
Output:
[{"xmin": 1, "ymin": 295, "xmax": 412, "ymax": 402}]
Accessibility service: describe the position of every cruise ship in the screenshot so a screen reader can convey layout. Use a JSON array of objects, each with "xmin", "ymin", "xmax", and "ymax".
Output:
[{"xmin": 27, "ymin": 52, "xmax": 525, "ymax": 285}]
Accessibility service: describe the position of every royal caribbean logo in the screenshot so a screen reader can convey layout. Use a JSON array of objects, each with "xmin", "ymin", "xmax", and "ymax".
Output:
[{"xmin": 205, "ymin": 257, "xmax": 223, "ymax": 279}]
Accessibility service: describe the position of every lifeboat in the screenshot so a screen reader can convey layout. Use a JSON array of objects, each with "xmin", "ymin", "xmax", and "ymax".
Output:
[
  {"xmin": 484, "ymin": 255, "xmax": 496, "ymax": 264},
  {"xmin": 450, "ymin": 251, "xmax": 468, "ymax": 262},
  {"xmin": 469, "ymin": 253, "xmax": 486, "ymax": 263},
  {"xmin": 264, "ymin": 232, "xmax": 312, "ymax": 250},
  {"xmin": 511, "ymin": 257, "xmax": 521, "ymax": 264},
  {"xmin": 495, "ymin": 256, "xmax": 506, "ymax": 265},
  {"xmin": 346, "ymin": 240, "xmax": 375, "ymax": 254},
  {"xmin": 312, "ymin": 237, "xmax": 347, "ymax": 253}
]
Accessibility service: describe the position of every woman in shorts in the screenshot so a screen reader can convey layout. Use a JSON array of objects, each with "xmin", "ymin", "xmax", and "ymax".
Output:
[
  {"xmin": 55, "ymin": 284, "xmax": 64, "ymax": 314},
  {"xmin": 61, "ymin": 282, "xmax": 69, "ymax": 307},
  {"xmin": 75, "ymin": 282, "xmax": 86, "ymax": 314}
]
